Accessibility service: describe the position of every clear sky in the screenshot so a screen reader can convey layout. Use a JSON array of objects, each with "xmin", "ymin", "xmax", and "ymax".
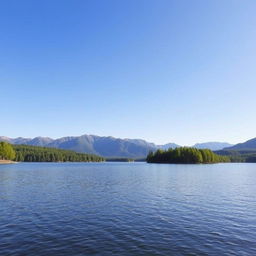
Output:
[{"xmin": 0, "ymin": 0, "xmax": 255, "ymax": 145}]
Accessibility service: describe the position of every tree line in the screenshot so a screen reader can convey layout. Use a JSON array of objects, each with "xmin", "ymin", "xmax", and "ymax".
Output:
[
  {"xmin": 215, "ymin": 149, "xmax": 256, "ymax": 163},
  {"xmin": 14, "ymin": 145, "xmax": 104, "ymax": 162},
  {"xmin": 147, "ymin": 147, "xmax": 230, "ymax": 164},
  {"xmin": 0, "ymin": 142, "xmax": 104, "ymax": 162}
]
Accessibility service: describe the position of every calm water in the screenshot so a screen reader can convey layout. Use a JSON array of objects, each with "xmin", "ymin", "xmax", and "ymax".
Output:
[{"xmin": 0, "ymin": 162, "xmax": 256, "ymax": 255}]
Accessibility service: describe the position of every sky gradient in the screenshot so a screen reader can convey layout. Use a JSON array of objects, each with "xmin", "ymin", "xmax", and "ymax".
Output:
[{"xmin": 1, "ymin": 0, "xmax": 256, "ymax": 145}]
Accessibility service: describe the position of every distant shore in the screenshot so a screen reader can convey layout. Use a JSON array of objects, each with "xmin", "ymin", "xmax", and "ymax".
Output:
[{"xmin": 0, "ymin": 160, "xmax": 17, "ymax": 164}]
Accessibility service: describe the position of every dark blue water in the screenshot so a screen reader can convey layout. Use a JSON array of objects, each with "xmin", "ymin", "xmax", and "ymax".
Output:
[{"xmin": 0, "ymin": 162, "xmax": 255, "ymax": 255}]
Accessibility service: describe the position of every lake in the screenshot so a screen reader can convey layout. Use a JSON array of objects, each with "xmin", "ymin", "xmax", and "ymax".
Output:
[{"xmin": 0, "ymin": 162, "xmax": 255, "ymax": 255}]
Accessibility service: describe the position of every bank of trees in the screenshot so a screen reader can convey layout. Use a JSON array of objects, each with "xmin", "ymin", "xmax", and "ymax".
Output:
[
  {"xmin": 0, "ymin": 142, "xmax": 16, "ymax": 160},
  {"xmin": 216, "ymin": 149, "xmax": 256, "ymax": 163},
  {"xmin": 147, "ymin": 147, "xmax": 230, "ymax": 164},
  {"xmin": 13, "ymin": 145, "xmax": 104, "ymax": 162}
]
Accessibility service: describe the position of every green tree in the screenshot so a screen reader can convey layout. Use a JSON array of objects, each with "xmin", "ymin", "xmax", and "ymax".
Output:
[{"xmin": 0, "ymin": 142, "xmax": 16, "ymax": 160}]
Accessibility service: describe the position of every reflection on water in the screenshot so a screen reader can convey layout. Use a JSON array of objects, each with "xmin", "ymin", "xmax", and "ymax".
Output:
[{"xmin": 0, "ymin": 162, "xmax": 256, "ymax": 255}]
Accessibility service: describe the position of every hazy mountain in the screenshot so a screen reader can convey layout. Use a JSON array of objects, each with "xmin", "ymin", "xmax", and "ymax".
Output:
[
  {"xmin": 193, "ymin": 142, "xmax": 233, "ymax": 151},
  {"xmin": 223, "ymin": 138, "xmax": 256, "ymax": 151},
  {"xmin": 0, "ymin": 136, "xmax": 11, "ymax": 142},
  {"xmin": 158, "ymin": 143, "xmax": 180, "ymax": 150},
  {"xmin": 0, "ymin": 136, "xmax": 31, "ymax": 145},
  {"xmin": 27, "ymin": 137, "xmax": 54, "ymax": 146}
]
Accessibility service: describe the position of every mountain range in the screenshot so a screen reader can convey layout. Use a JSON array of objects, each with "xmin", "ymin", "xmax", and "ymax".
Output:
[{"xmin": 0, "ymin": 135, "xmax": 235, "ymax": 158}]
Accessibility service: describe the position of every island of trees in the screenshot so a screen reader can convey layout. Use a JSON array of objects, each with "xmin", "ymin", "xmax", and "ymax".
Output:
[
  {"xmin": 147, "ymin": 147, "xmax": 230, "ymax": 164},
  {"xmin": 0, "ymin": 142, "xmax": 104, "ymax": 162}
]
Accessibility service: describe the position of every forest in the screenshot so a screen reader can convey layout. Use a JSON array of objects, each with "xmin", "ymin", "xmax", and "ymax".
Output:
[
  {"xmin": 147, "ymin": 147, "xmax": 230, "ymax": 164},
  {"xmin": 215, "ymin": 149, "xmax": 256, "ymax": 163},
  {"xmin": 13, "ymin": 145, "xmax": 104, "ymax": 162},
  {"xmin": 0, "ymin": 142, "xmax": 104, "ymax": 162}
]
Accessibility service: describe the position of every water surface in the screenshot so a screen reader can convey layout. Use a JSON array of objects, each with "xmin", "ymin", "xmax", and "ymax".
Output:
[{"xmin": 0, "ymin": 162, "xmax": 255, "ymax": 255}]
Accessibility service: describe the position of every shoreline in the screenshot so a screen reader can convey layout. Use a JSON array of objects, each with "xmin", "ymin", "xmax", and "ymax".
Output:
[{"xmin": 0, "ymin": 160, "xmax": 17, "ymax": 164}]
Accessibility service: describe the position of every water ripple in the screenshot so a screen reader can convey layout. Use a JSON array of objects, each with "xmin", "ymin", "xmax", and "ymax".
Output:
[{"xmin": 0, "ymin": 162, "xmax": 256, "ymax": 255}]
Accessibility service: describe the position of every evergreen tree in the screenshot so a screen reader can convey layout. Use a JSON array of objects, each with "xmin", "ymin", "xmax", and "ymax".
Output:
[
  {"xmin": 12, "ymin": 144, "xmax": 105, "ymax": 162},
  {"xmin": 0, "ymin": 142, "xmax": 16, "ymax": 160}
]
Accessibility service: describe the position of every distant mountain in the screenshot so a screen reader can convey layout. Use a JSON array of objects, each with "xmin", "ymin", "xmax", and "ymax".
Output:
[
  {"xmin": 158, "ymin": 143, "xmax": 180, "ymax": 150},
  {"xmin": 0, "ymin": 135, "xmax": 178, "ymax": 158},
  {"xmin": 223, "ymin": 138, "xmax": 256, "ymax": 151},
  {"xmin": 193, "ymin": 142, "xmax": 233, "ymax": 151},
  {"xmin": 0, "ymin": 136, "xmax": 31, "ymax": 145},
  {"xmin": 28, "ymin": 137, "xmax": 54, "ymax": 146}
]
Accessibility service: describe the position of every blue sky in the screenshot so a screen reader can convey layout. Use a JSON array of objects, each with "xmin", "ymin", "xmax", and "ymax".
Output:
[{"xmin": 0, "ymin": 0, "xmax": 255, "ymax": 145}]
